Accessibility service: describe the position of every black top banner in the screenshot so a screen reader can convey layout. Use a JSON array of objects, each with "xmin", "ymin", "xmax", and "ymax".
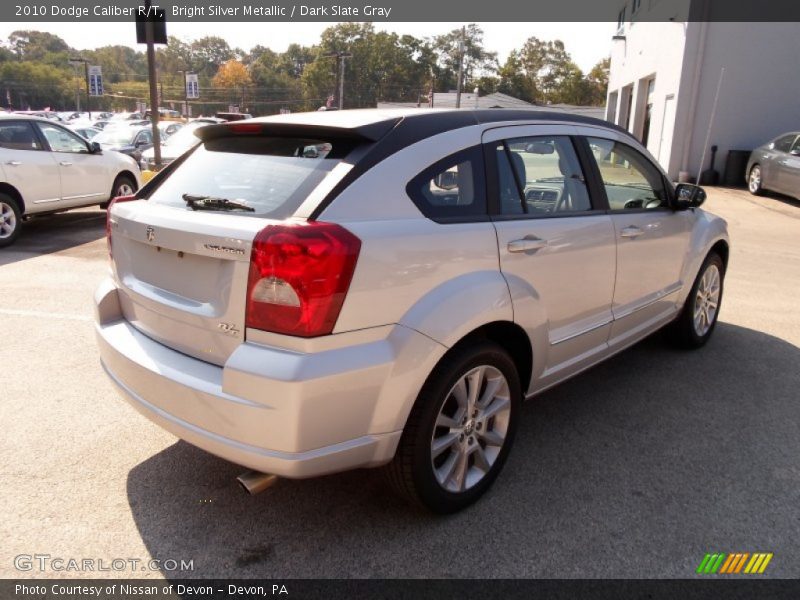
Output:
[{"xmin": 6, "ymin": 0, "xmax": 800, "ymax": 22}]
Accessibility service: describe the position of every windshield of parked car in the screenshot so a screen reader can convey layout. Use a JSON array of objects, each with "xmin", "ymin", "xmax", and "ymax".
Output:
[
  {"xmin": 94, "ymin": 128, "xmax": 136, "ymax": 146},
  {"xmin": 146, "ymin": 136, "xmax": 353, "ymax": 219}
]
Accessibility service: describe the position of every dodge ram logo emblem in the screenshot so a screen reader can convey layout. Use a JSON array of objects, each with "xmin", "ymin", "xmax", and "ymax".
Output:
[{"xmin": 145, "ymin": 226, "xmax": 155, "ymax": 242}]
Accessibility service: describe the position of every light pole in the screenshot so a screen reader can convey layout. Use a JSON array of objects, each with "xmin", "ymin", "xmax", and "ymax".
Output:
[
  {"xmin": 69, "ymin": 57, "xmax": 89, "ymax": 116},
  {"xmin": 68, "ymin": 59, "xmax": 82, "ymax": 111},
  {"xmin": 455, "ymin": 26, "xmax": 465, "ymax": 109},
  {"xmin": 323, "ymin": 51, "xmax": 352, "ymax": 110}
]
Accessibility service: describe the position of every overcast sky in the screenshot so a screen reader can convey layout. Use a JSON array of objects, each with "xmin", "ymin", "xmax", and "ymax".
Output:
[{"xmin": 0, "ymin": 22, "xmax": 616, "ymax": 72}]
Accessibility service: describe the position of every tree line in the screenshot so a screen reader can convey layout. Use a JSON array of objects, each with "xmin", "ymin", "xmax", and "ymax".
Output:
[{"xmin": 0, "ymin": 24, "xmax": 609, "ymax": 114}]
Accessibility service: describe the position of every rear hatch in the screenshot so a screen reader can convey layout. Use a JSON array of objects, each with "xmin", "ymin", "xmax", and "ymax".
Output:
[{"xmin": 108, "ymin": 120, "xmax": 391, "ymax": 365}]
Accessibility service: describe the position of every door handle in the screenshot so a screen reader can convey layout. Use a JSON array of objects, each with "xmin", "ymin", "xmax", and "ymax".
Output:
[
  {"xmin": 507, "ymin": 236, "xmax": 548, "ymax": 253},
  {"xmin": 620, "ymin": 226, "xmax": 644, "ymax": 239},
  {"xmin": 5, "ymin": 160, "xmax": 21, "ymax": 166},
  {"xmin": 59, "ymin": 161, "xmax": 73, "ymax": 167}
]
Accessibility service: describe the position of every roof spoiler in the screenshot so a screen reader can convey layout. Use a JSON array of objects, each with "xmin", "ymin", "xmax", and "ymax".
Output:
[{"xmin": 195, "ymin": 118, "xmax": 402, "ymax": 144}]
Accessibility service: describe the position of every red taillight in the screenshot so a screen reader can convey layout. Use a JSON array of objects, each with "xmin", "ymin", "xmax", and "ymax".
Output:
[
  {"xmin": 228, "ymin": 123, "xmax": 262, "ymax": 134},
  {"xmin": 246, "ymin": 221, "xmax": 361, "ymax": 337},
  {"xmin": 106, "ymin": 194, "xmax": 137, "ymax": 259}
]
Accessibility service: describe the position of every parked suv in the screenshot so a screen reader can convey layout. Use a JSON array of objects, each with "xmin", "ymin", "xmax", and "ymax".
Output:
[
  {"xmin": 0, "ymin": 115, "xmax": 141, "ymax": 247},
  {"xmin": 95, "ymin": 109, "xmax": 729, "ymax": 513}
]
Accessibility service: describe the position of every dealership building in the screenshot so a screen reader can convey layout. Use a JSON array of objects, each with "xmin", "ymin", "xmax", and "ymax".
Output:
[{"xmin": 606, "ymin": 2, "xmax": 799, "ymax": 183}]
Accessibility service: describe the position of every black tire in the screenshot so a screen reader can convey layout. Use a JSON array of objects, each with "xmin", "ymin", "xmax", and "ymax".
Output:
[
  {"xmin": 109, "ymin": 174, "xmax": 137, "ymax": 203},
  {"xmin": 385, "ymin": 341, "xmax": 521, "ymax": 514},
  {"xmin": 0, "ymin": 193, "xmax": 22, "ymax": 248},
  {"xmin": 664, "ymin": 252, "xmax": 725, "ymax": 349},
  {"xmin": 748, "ymin": 164, "xmax": 764, "ymax": 196}
]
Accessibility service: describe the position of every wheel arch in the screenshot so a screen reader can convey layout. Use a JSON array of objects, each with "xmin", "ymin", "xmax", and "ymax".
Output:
[
  {"xmin": 112, "ymin": 170, "xmax": 139, "ymax": 196},
  {"xmin": 445, "ymin": 320, "xmax": 533, "ymax": 396},
  {"xmin": 709, "ymin": 239, "xmax": 729, "ymax": 272},
  {"xmin": 0, "ymin": 182, "xmax": 25, "ymax": 214}
]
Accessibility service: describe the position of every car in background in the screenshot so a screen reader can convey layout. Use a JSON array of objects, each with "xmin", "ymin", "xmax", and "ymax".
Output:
[
  {"xmin": 138, "ymin": 120, "xmax": 207, "ymax": 182},
  {"xmin": 93, "ymin": 125, "xmax": 154, "ymax": 164},
  {"xmin": 0, "ymin": 115, "xmax": 140, "ymax": 247},
  {"xmin": 191, "ymin": 117, "xmax": 226, "ymax": 125},
  {"xmin": 96, "ymin": 109, "xmax": 730, "ymax": 513},
  {"xmin": 14, "ymin": 110, "xmax": 63, "ymax": 122},
  {"xmin": 215, "ymin": 112, "xmax": 253, "ymax": 121},
  {"xmin": 747, "ymin": 132, "xmax": 800, "ymax": 200},
  {"xmin": 128, "ymin": 120, "xmax": 184, "ymax": 138},
  {"xmin": 93, "ymin": 120, "xmax": 112, "ymax": 130},
  {"xmin": 71, "ymin": 126, "xmax": 101, "ymax": 140}
]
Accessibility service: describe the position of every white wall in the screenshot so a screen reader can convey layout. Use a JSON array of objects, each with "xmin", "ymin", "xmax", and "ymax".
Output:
[
  {"xmin": 683, "ymin": 23, "xmax": 800, "ymax": 183},
  {"xmin": 608, "ymin": 14, "xmax": 800, "ymax": 181}
]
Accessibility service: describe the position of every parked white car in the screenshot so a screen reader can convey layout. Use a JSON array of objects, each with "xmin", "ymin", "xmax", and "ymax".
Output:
[
  {"xmin": 0, "ymin": 115, "xmax": 141, "ymax": 247},
  {"xmin": 95, "ymin": 109, "xmax": 729, "ymax": 513}
]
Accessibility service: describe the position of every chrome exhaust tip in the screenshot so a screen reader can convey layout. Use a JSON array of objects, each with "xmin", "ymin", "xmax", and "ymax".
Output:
[{"xmin": 237, "ymin": 471, "xmax": 279, "ymax": 496}]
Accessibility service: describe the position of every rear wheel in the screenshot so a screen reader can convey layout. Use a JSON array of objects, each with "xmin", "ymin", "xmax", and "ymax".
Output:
[
  {"xmin": 0, "ymin": 194, "xmax": 22, "ymax": 248},
  {"xmin": 748, "ymin": 165, "xmax": 764, "ymax": 195},
  {"xmin": 385, "ymin": 341, "xmax": 521, "ymax": 513},
  {"xmin": 664, "ymin": 252, "xmax": 725, "ymax": 348}
]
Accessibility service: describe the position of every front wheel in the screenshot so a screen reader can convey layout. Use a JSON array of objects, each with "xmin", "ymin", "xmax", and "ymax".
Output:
[
  {"xmin": 110, "ymin": 174, "xmax": 137, "ymax": 203},
  {"xmin": 665, "ymin": 253, "xmax": 725, "ymax": 348},
  {"xmin": 0, "ymin": 194, "xmax": 22, "ymax": 248},
  {"xmin": 385, "ymin": 341, "xmax": 521, "ymax": 513}
]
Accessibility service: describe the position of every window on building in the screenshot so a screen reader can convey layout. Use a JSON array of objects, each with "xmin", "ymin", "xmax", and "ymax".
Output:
[
  {"xmin": 641, "ymin": 78, "xmax": 656, "ymax": 147},
  {"xmin": 607, "ymin": 91, "xmax": 619, "ymax": 123},
  {"xmin": 617, "ymin": 6, "xmax": 627, "ymax": 30}
]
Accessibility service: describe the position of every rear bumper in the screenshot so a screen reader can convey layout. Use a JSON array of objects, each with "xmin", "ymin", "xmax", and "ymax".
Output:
[{"xmin": 94, "ymin": 279, "xmax": 411, "ymax": 478}]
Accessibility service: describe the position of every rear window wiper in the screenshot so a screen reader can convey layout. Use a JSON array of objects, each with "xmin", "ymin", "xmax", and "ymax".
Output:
[{"xmin": 182, "ymin": 193, "xmax": 255, "ymax": 212}]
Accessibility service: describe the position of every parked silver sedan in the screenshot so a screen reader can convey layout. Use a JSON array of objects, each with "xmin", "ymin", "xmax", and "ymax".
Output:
[{"xmin": 747, "ymin": 132, "xmax": 800, "ymax": 200}]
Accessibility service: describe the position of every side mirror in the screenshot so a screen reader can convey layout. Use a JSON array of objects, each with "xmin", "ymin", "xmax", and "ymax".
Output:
[
  {"xmin": 790, "ymin": 148, "xmax": 800, "ymax": 157},
  {"xmin": 90, "ymin": 141, "xmax": 102, "ymax": 154},
  {"xmin": 674, "ymin": 183, "xmax": 706, "ymax": 209}
]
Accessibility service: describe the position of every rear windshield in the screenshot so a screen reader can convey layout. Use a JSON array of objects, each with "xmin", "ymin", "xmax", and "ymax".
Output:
[{"xmin": 146, "ymin": 136, "xmax": 354, "ymax": 219}]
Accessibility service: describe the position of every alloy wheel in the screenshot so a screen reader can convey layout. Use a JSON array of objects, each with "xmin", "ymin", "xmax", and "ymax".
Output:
[
  {"xmin": 0, "ymin": 201, "xmax": 17, "ymax": 239},
  {"xmin": 693, "ymin": 264, "xmax": 721, "ymax": 336},
  {"xmin": 116, "ymin": 182, "xmax": 134, "ymax": 197},
  {"xmin": 749, "ymin": 167, "xmax": 761, "ymax": 193},
  {"xmin": 430, "ymin": 365, "xmax": 511, "ymax": 493}
]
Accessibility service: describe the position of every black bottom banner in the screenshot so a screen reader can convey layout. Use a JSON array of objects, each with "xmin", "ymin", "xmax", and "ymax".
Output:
[{"xmin": 4, "ymin": 579, "xmax": 800, "ymax": 600}]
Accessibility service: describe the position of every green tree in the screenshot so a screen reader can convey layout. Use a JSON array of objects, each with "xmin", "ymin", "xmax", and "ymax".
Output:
[
  {"xmin": 0, "ymin": 61, "xmax": 71, "ymax": 109},
  {"xmin": 431, "ymin": 24, "xmax": 497, "ymax": 93}
]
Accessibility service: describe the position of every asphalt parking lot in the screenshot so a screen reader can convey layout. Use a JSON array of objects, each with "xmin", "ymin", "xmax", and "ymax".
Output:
[{"xmin": 1, "ymin": 187, "xmax": 799, "ymax": 579}]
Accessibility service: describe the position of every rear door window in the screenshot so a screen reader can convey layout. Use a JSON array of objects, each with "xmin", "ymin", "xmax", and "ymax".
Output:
[
  {"xmin": 0, "ymin": 121, "xmax": 42, "ymax": 151},
  {"xmin": 146, "ymin": 136, "xmax": 352, "ymax": 219},
  {"xmin": 494, "ymin": 136, "xmax": 593, "ymax": 215}
]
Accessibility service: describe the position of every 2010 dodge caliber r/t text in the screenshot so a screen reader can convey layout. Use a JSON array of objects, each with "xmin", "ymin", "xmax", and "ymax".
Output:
[{"xmin": 95, "ymin": 109, "xmax": 729, "ymax": 513}]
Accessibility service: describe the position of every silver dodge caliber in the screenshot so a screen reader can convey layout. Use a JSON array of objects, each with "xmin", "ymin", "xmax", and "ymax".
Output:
[{"xmin": 95, "ymin": 109, "xmax": 729, "ymax": 513}]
